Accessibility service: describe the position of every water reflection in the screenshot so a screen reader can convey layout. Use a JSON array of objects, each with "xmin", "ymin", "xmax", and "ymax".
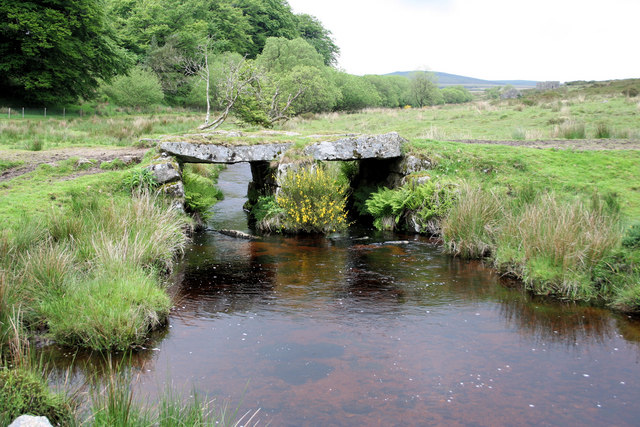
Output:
[{"xmin": 39, "ymin": 163, "xmax": 640, "ymax": 426}]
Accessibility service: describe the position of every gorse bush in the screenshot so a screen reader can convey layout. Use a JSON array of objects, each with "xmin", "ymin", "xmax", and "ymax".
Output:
[{"xmin": 277, "ymin": 165, "xmax": 349, "ymax": 233}]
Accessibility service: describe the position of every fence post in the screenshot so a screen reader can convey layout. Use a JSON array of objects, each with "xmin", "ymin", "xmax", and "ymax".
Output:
[
  {"xmin": 22, "ymin": 107, "xmax": 24, "ymax": 118},
  {"xmin": 44, "ymin": 107, "xmax": 47, "ymax": 118},
  {"xmin": 63, "ymin": 107, "xmax": 65, "ymax": 119}
]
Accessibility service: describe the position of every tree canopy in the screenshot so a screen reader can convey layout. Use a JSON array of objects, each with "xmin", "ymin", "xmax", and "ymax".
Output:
[
  {"xmin": 0, "ymin": 0, "xmax": 476, "ymax": 113},
  {"xmin": 0, "ymin": 0, "xmax": 129, "ymax": 104}
]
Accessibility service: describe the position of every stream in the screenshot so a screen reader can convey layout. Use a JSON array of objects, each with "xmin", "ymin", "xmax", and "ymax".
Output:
[{"xmin": 45, "ymin": 163, "xmax": 640, "ymax": 426}]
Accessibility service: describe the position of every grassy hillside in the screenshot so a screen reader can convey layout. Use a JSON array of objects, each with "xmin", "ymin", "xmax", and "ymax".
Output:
[{"xmin": 387, "ymin": 70, "xmax": 538, "ymax": 89}]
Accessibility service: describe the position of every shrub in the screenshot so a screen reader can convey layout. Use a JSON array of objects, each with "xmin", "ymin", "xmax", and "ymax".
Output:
[
  {"xmin": 101, "ymin": 66, "xmax": 165, "ymax": 107},
  {"xmin": 622, "ymin": 223, "xmax": 640, "ymax": 249},
  {"xmin": 365, "ymin": 180, "xmax": 456, "ymax": 232},
  {"xmin": 182, "ymin": 168, "xmax": 224, "ymax": 219},
  {"xmin": 277, "ymin": 165, "xmax": 349, "ymax": 233},
  {"xmin": 251, "ymin": 196, "xmax": 284, "ymax": 232}
]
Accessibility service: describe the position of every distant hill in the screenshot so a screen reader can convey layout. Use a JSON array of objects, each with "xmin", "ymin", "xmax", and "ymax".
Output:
[{"xmin": 387, "ymin": 71, "xmax": 538, "ymax": 91}]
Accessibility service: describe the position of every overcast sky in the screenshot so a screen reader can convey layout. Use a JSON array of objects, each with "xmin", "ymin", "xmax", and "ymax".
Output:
[{"xmin": 287, "ymin": 0, "xmax": 639, "ymax": 82}]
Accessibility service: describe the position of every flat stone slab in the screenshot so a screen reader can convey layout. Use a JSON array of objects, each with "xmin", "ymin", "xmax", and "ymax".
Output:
[
  {"xmin": 159, "ymin": 141, "xmax": 292, "ymax": 164},
  {"xmin": 159, "ymin": 132, "xmax": 406, "ymax": 164},
  {"xmin": 303, "ymin": 132, "xmax": 405, "ymax": 160}
]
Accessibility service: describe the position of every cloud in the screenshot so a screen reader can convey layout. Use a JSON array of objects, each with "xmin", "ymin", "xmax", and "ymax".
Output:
[{"xmin": 288, "ymin": 0, "xmax": 640, "ymax": 81}]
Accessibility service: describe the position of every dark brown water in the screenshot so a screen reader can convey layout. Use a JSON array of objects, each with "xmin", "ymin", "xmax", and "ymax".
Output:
[{"xmin": 46, "ymin": 163, "xmax": 640, "ymax": 426}]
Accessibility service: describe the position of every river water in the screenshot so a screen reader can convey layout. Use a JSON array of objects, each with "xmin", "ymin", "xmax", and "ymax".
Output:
[{"xmin": 48, "ymin": 163, "xmax": 640, "ymax": 426}]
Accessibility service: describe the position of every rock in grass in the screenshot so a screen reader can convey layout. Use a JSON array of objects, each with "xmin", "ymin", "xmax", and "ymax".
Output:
[
  {"xmin": 216, "ymin": 229, "xmax": 259, "ymax": 240},
  {"xmin": 9, "ymin": 415, "xmax": 53, "ymax": 427}
]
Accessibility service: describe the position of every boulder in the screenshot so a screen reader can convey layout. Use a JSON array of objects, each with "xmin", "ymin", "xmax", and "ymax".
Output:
[
  {"xmin": 9, "ymin": 415, "xmax": 53, "ymax": 427},
  {"xmin": 160, "ymin": 181, "xmax": 185, "ymax": 199},
  {"xmin": 146, "ymin": 157, "xmax": 181, "ymax": 185}
]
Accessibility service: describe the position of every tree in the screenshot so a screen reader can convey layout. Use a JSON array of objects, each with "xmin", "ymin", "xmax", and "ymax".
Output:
[
  {"xmin": 196, "ymin": 52, "xmax": 261, "ymax": 130},
  {"xmin": 235, "ymin": 0, "xmax": 299, "ymax": 58},
  {"xmin": 294, "ymin": 14, "xmax": 339, "ymax": 66},
  {"xmin": 333, "ymin": 71, "xmax": 382, "ymax": 111},
  {"xmin": 257, "ymin": 37, "xmax": 325, "ymax": 74},
  {"xmin": 410, "ymin": 71, "xmax": 443, "ymax": 107},
  {"xmin": 253, "ymin": 37, "xmax": 339, "ymax": 119},
  {"xmin": 0, "ymin": 0, "xmax": 129, "ymax": 104},
  {"xmin": 442, "ymin": 86, "xmax": 473, "ymax": 104}
]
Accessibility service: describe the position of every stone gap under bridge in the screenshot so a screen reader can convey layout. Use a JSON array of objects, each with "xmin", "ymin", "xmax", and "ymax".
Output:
[{"xmin": 154, "ymin": 132, "xmax": 431, "ymax": 209}]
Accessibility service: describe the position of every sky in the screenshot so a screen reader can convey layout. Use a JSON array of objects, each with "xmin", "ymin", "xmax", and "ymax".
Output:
[{"xmin": 287, "ymin": 0, "xmax": 640, "ymax": 82}]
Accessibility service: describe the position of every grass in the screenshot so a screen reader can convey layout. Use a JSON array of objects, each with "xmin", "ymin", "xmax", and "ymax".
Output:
[
  {"xmin": 404, "ymin": 139, "xmax": 640, "ymax": 219},
  {"xmin": 279, "ymin": 83, "xmax": 640, "ymax": 141},
  {"xmin": 0, "ymin": 114, "xmax": 204, "ymax": 150}
]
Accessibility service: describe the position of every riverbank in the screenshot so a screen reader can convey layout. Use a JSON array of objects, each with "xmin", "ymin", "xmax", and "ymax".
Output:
[{"xmin": 0, "ymin": 146, "xmax": 233, "ymax": 424}]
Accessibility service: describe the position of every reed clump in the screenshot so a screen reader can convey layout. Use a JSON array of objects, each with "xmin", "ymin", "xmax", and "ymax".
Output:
[
  {"xmin": 2, "ymin": 192, "xmax": 188, "ymax": 351},
  {"xmin": 442, "ymin": 183, "xmax": 631, "ymax": 305}
]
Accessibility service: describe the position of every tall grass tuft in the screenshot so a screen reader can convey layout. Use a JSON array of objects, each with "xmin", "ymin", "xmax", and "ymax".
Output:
[
  {"xmin": 441, "ymin": 183, "xmax": 502, "ymax": 258},
  {"xmin": 553, "ymin": 120, "xmax": 586, "ymax": 139},
  {"xmin": 495, "ymin": 194, "xmax": 621, "ymax": 299},
  {"xmin": 594, "ymin": 122, "xmax": 611, "ymax": 138}
]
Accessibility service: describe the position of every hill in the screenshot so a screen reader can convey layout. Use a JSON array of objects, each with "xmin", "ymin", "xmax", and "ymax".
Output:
[{"xmin": 387, "ymin": 71, "xmax": 538, "ymax": 90}]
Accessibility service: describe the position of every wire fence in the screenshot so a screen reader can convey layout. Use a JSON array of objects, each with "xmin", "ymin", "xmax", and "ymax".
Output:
[
  {"xmin": 0, "ymin": 106, "xmax": 205, "ymax": 119},
  {"xmin": 0, "ymin": 106, "xmax": 89, "ymax": 119}
]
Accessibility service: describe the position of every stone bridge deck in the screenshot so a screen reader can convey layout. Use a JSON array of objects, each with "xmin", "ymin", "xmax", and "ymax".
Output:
[
  {"xmin": 150, "ymin": 131, "xmax": 431, "ymax": 212},
  {"xmin": 159, "ymin": 132, "xmax": 405, "ymax": 163}
]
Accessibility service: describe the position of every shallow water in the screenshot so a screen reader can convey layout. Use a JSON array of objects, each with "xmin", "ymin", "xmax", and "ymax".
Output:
[{"xmin": 45, "ymin": 163, "xmax": 640, "ymax": 426}]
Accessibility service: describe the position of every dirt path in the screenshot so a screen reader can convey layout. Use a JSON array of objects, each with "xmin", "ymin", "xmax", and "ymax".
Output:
[{"xmin": 0, "ymin": 146, "xmax": 148, "ymax": 182}]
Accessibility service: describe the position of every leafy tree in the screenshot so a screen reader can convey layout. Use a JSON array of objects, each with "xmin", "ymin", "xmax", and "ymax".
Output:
[
  {"xmin": 485, "ymin": 86, "xmax": 502, "ymax": 100},
  {"xmin": 144, "ymin": 35, "xmax": 192, "ymax": 103},
  {"xmin": 199, "ymin": 53, "xmax": 261, "ymax": 130},
  {"xmin": 410, "ymin": 71, "xmax": 443, "ymax": 107},
  {"xmin": 294, "ymin": 14, "xmax": 339, "ymax": 66},
  {"xmin": 257, "ymin": 37, "xmax": 325, "ymax": 73},
  {"xmin": 235, "ymin": 0, "xmax": 299, "ymax": 58},
  {"xmin": 0, "ymin": 0, "xmax": 129, "ymax": 104},
  {"xmin": 333, "ymin": 71, "xmax": 382, "ymax": 111},
  {"xmin": 253, "ymin": 37, "xmax": 339, "ymax": 118},
  {"xmin": 364, "ymin": 75, "xmax": 412, "ymax": 108},
  {"xmin": 442, "ymin": 86, "xmax": 473, "ymax": 104}
]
